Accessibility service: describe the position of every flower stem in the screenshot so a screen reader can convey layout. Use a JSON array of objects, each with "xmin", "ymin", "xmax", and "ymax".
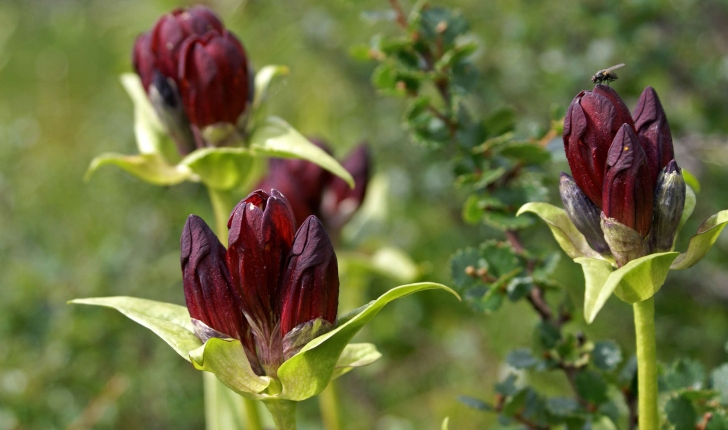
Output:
[
  {"xmin": 319, "ymin": 381, "xmax": 341, "ymax": 430},
  {"xmin": 634, "ymin": 297, "xmax": 658, "ymax": 430},
  {"xmin": 264, "ymin": 400, "xmax": 297, "ymax": 430},
  {"xmin": 205, "ymin": 185, "xmax": 264, "ymax": 430}
]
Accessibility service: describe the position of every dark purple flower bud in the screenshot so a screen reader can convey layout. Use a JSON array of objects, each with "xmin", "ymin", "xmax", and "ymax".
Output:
[
  {"xmin": 180, "ymin": 215, "xmax": 259, "ymax": 370},
  {"xmin": 602, "ymin": 124, "xmax": 653, "ymax": 237},
  {"xmin": 633, "ymin": 86, "xmax": 675, "ymax": 186},
  {"xmin": 650, "ymin": 160, "xmax": 686, "ymax": 252},
  {"xmin": 322, "ymin": 143, "xmax": 371, "ymax": 232},
  {"xmin": 559, "ymin": 173, "xmax": 610, "ymax": 254},
  {"xmin": 563, "ymin": 85, "xmax": 635, "ymax": 207},
  {"xmin": 177, "ymin": 31, "xmax": 252, "ymax": 128},
  {"xmin": 132, "ymin": 32, "xmax": 156, "ymax": 92},
  {"xmin": 149, "ymin": 6, "xmax": 224, "ymax": 87},
  {"xmin": 279, "ymin": 216, "xmax": 339, "ymax": 337},
  {"xmin": 149, "ymin": 71, "xmax": 198, "ymax": 155}
]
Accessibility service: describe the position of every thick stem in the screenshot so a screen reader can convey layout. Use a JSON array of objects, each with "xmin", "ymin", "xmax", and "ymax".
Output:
[
  {"xmin": 634, "ymin": 297, "xmax": 658, "ymax": 430},
  {"xmin": 319, "ymin": 381, "xmax": 341, "ymax": 430},
  {"xmin": 205, "ymin": 185, "xmax": 264, "ymax": 430},
  {"xmin": 264, "ymin": 400, "xmax": 297, "ymax": 430}
]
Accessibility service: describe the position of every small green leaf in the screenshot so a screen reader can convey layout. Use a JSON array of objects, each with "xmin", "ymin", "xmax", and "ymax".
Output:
[
  {"xmin": 576, "ymin": 257, "xmax": 614, "ymax": 324},
  {"xmin": 517, "ymin": 203, "xmax": 601, "ymax": 259},
  {"xmin": 665, "ymin": 395, "xmax": 697, "ymax": 430},
  {"xmin": 120, "ymin": 73, "xmax": 179, "ymax": 163},
  {"xmin": 575, "ymin": 371, "xmax": 609, "ymax": 405},
  {"xmin": 482, "ymin": 210, "xmax": 534, "ymax": 231},
  {"xmin": 682, "ymin": 169, "xmax": 701, "ymax": 193},
  {"xmin": 249, "ymin": 117, "xmax": 354, "ymax": 188},
  {"xmin": 483, "ymin": 107, "xmax": 515, "ymax": 138},
  {"xmin": 180, "ymin": 147, "xmax": 256, "ymax": 190},
  {"xmin": 546, "ymin": 397, "xmax": 580, "ymax": 417},
  {"xmin": 253, "ymin": 65, "xmax": 289, "ymax": 111},
  {"xmin": 712, "ymin": 364, "xmax": 728, "ymax": 405},
  {"xmin": 662, "ymin": 359, "xmax": 706, "ymax": 391},
  {"xmin": 592, "ymin": 340, "xmax": 622, "ymax": 371},
  {"xmin": 85, "ymin": 153, "xmax": 194, "ymax": 186},
  {"xmin": 276, "ymin": 282, "xmax": 458, "ymax": 401},
  {"xmin": 706, "ymin": 413, "xmax": 728, "ymax": 430},
  {"xmin": 495, "ymin": 374, "xmax": 519, "ymax": 396},
  {"xmin": 679, "ymin": 185, "xmax": 697, "ymax": 232},
  {"xmin": 497, "ymin": 142, "xmax": 551, "ymax": 165},
  {"xmin": 70, "ymin": 297, "xmax": 201, "ymax": 361},
  {"xmin": 189, "ymin": 338, "xmax": 271, "ymax": 399},
  {"xmin": 672, "ymin": 210, "xmax": 728, "ymax": 270},
  {"xmin": 450, "ymin": 247, "xmax": 482, "ymax": 290},
  {"xmin": 507, "ymin": 348, "xmax": 538, "ymax": 369},
  {"xmin": 537, "ymin": 321, "xmax": 561, "ymax": 349},
  {"xmin": 611, "ymin": 252, "xmax": 678, "ymax": 304},
  {"xmin": 331, "ymin": 343, "xmax": 382, "ymax": 379},
  {"xmin": 458, "ymin": 396, "xmax": 494, "ymax": 411}
]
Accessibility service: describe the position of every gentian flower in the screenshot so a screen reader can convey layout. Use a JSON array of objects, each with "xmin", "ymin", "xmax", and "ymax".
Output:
[
  {"xmin": 181, "ymin": 189, "xmax": 338, "ymax": 376},
  {"xmin": 560, "ymin": 85, "xmax": 685, "ymax": 266}
]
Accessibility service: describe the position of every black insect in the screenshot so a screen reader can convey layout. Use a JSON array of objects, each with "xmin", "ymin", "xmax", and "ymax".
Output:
[{"xmin": 591, "ymin": 63, "xmax": 625, "ymax": 85}]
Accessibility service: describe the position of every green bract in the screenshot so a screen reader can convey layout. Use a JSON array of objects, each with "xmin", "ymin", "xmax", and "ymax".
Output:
[
  {"xmin": 85, "ymin": 70, "xmax": 354, "ymax": 190},
  {"xmin": 71, "ymin": 282, "xmax": 457, "ymax": 401},
  {"xmin": 518, "ymin": 201, "xmax": 728, "ymax": 323}
]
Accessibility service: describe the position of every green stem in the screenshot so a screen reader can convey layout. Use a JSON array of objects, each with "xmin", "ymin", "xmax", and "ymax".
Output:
[
  {"xmin": 205, "ymin": 185, "xmax": 264, "ymax": 430},
  {"xmin": 319, "ymin": 380, "xmax": 341, "ymax": 430},
  {"xmin": 263, "ymin": 400, "xmax": 297, "ymax": 430},
  {"xmin": 634, "ymin": 297, "xmax": 658, "ymax": 430}
]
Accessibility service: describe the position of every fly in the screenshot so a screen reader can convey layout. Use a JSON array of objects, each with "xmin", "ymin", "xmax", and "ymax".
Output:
[{"xmin": 591, "ymin": 63, "xmax": 625, "ymax": 85}]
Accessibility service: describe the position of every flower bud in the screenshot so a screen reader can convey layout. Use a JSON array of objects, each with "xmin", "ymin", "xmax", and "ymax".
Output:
[
  {"xmin": 178, "ymin": 31, "xmax": 252, "ymax": 128},
  {"xmin": 602, "ymin": 124, "xmax": 653, "ymax": 237},
  {"xmin": 649, "ymin": 160, "xmax": 686, "ymax": 252},
  {"xmin": 180, "ymin": 215, "xmax": 258, "ymax": 369},
  {"xmin": 633, "ymin": 86, "xmax": 675, "ymax": 186},
  {"xmin": 279, "ymin": 216, "xmax": 339, "ymax": 340},
  {"xmin": 559, "ymin": 173, "xmax": 610, "ymax": 254},
  {"xmin": 149, "ymin": 71, "xmax": 198, "ymax": 155},
  {"xmin": 132, "ymin": 32, "xmax": 156, "ymax": 92},
  {"xmin": 600, "ymin": 213, "xmax": 649, "ymax": 267},
  {"xmin": 563, "ymin": 85, "xmax": 635, "ymax": 207},
  {"xmin": 322, "ymin": 143, "xmax": 371, "ymax": 232}
]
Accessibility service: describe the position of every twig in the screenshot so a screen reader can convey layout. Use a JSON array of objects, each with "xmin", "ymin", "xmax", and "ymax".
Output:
[
  {"xmin": 388, "ymin": 0, "xmax": 408, "ymax": 28},
  {"xmin": 66, "ymin": 374, "xmax": 130, "ymax": 430}
]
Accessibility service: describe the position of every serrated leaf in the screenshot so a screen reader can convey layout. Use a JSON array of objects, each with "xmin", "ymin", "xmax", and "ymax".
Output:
[
  {"xmin": 665, "ymin": 395, "xmax": 697, "ymax": 430},
  {"xmin": 575, "ymin": 371, "xmax": 609, "ymax": 405},
  {"xmin": 480, "ymin": 241, "xmax": 520, "ymax": 277},
  {"xmin": 537, "ymin": 321, "xmax": 561, "ymax": 349},
  {"xmin": 483, "ymin": 107, "xmax": 516, "ymax": 137},
  {"xmin": 502, "ymin": 389, "xmax": 528, "ymax": 416},
  {"xmin": 179, "ymin": 147, "xmax": 256, "ymax": 190},
  {"xmin": 672, "ymin": 210, "xmax": 728, "ymax": 270},
  {"xmin": 450, "ymin": 247, "xmax": 483, "ymax": 290},
  {"xmin": 189, "ymin": 338, "xmax": 272, "ymax": 399},
  {"xmin": 712, "ymin": 363, "xmax": 728, "ymax": 405},
  {"xmin": 276, "ymin": 282, "xmax": 458, "ymax": 401},
  {"xmin": 507, "ymin": 348, "xmax": 538, "ymax": 369},
  {"xmin": 592, "ymin": 340, "xmax": 622, "ymax": 371},
  {"xmin": 249, "ymin": 116, "xmax": 354, "ymax": 187},
  {"xmin": 706, "ymin": 412, "xmax": 728, "ymax": 430},
  {"xmin": 496, "ymin": 374, "xmax": 519, "ymax": 396},
  {"xmin": 85, "ymin": 153, "xmax": 194, "ymax": 186},
  {"xmin": 546, "ymin": 397, "xmax": 580, "ymax": 417},
  {"xmin": 497, "ymin": 142, "xmax": 551, "ymax": 165},
  {"xmin": 331, "ymin": 343, "xmax": 382, "ymax": 379},
  {"xmin": 517, "ymin": 203, "xmax": 601, "ymax": 259},
  {"xmin": 506, "ymin": 277, "xmax": 533, "ymax": 302},
  {"xmin": 462, "ymin": 195, "xmax": 485, "ymax": 224},
  {"xmin": 458, "ymin": 396, "xmax": 494, "ymax": 411},
  {"xmin": 663, "ymin": 359, "xmax": 706, "ymax": 391},
  {"xmin": 70, "ymin": 297, "xmax": 201, "ymax": 361},
  {"xmin": 483, "ymin": 210, "xmax": 534, "ymax": 231}
]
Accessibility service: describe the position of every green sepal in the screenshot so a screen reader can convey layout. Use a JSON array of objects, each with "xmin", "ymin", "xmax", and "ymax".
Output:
[
  {"xmin": 682, "ymin": 168, "xmax": 701, "ymax": 193},
  {"xmin": 189, "ymin": 338, "xmax": 272, "ymax": 399},
  {"xmin": 120, "ymin": 73, "xmax": 180, "ymax": 163},
  {"xmin": 179, "ymin": 147, "xmax": 256, "ymax": 190},
  {"xmin": 249, "ymin": 116, "xmax": 355, "ymax": 188},
  {"xmin": 671, "ymin": 210, "xmax": 728, "ymax": 270},
  {"xmin": 276, "ymin": 282, "xmax": 458, "ymax": 401},
  {"xmin": 253, "ymin": 65, "xmax": 289, "ymax": 112},
  {"xmin": 679, "ymin": 185, "xmax": 697, "ymax": 232},
  {"xmin": 85, "ymin": 152, "xmax": 195, "ymax": 186},
  {"xmin": 331, "ymin": 343, "xmax": 382, "ymax": 379},
  {"xmin": 69, "ymin": 297, "xmax": 201, "ymax": 361},
  {"xmin": 517, "ymin": 202, "xmax": 601, "ymax": 259},
  {"xmin": 579, "ymin": 252, "xmax": 678, "ymax": 323}
]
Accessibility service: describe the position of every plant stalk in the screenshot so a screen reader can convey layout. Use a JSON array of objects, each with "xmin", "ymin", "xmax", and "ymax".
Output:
[
  {"xmin": 633, "ymin": 297, "xmax": 658, "ymax": 430},
  {"xmin": 319, "ymin": 381, "xmax": 341, "ymax": 430},
  {"xmin": 263, "ymin": 400, "xmax": 297, "ymax": 430},
  {"xmin": 206, "ymin": 185, "xmax": 264, "ymax": 430}
]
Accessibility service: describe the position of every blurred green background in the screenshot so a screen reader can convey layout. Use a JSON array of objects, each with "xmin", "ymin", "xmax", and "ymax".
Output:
[{"xmin": 2, "ymin": 0, "xmax": 728, "ymax": 429}]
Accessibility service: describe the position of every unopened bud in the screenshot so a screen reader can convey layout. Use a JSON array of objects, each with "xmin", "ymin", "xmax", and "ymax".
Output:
[
  {"xmin": 649, "ymin": 160, "xmax": 686, "ymax": 252},
  {"xmin": 149, "ymin": 71, "xmax": 198, "ymax": 155},
  {"xmin": 559, "ymin": 173, "xmax": 610, "ymax": 254},
  {"xmin": 600, "ymin": 213, "xmax": 649, "ymax": 267}
]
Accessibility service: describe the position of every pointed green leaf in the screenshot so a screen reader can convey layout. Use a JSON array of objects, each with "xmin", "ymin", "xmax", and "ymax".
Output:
[
  {"xmin": 120, "ymin": 73, "xmax": 179, "ymax": 163},
  {"xmin": 276, "ymin": 282, "xmax": 458, "ymax": 401},
  {"xmin": 682, "ymin": 169, "xmax": 700, "ymax": 193},
  {"xmin": 248, "ymin": 117, "xmax": 354, "ymax": 188},
  {"xmin": 70, "ymin": 297, "xmax": 201, "ymax": 361},
  {"xmin": 331, "ymin": 343, "xmax": 382, "ymax": 379},
  {"xmin": 180, "ymin": 147, "xmax": 256, "ymax": 190},
  {"xmin": 253, "ymin": 65, "xmax": 289, "ymax": 111},
  {"xmin": 576, "ymin": 257, "xmax": 614, "ymax": 324},
  {"xmin": 517, "ymin": 202, "xmax": 601, "ymax": 259},
  {"xmin": 611, "ymin": 252, "xmax": 678, "ymax": 303},
  {"xmin": 671, "ymin": 210, "xmax": 728, "ymax": 270},
  {"xmin": 85, "ymin": 152, "xmax": 194, "ymax": 186},
  {"xmin": 679, "ymin": 185, "xmax": 696, "ymax": 231},
  {"xmin": 189, "ymin": 338, "xmax": 271, "ymax": 399}
]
